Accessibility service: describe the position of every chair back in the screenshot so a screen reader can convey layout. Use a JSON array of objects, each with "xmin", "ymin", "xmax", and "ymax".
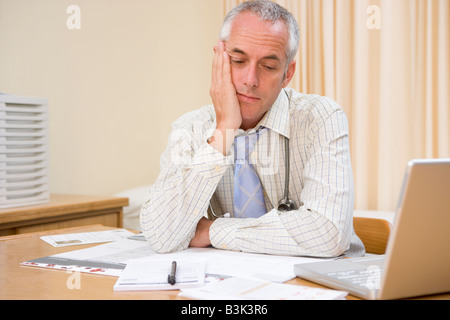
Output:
[{"xmin": 353, "ymin": 217, "xmax": 392, "ymax": 254}]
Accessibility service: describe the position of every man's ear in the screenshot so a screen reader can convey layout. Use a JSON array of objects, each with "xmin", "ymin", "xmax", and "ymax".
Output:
[{"xmin": 282, "ymin": 60, "xmax": 296, "ymax": 87}]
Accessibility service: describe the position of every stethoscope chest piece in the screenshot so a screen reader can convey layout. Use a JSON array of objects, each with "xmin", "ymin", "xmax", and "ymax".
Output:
[{"xmin": 277, "ymin": 198, "xmax": 297, "ymax": 212}]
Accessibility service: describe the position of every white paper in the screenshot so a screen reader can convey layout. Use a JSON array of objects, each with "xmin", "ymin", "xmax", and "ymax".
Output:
[
  {"xmin": 40, "ymin": 229, "xmax": 135, "ymax": 247},
  {"xmin": 180, "ymin": 277, "xmax": 348, "ymax": 300},
  {"xmin": 53, "ymin": 238, "xmax": 153, "ymax": 262},
  {"xmin": 150, "ymin": 247, "xmax": 329, "ymax": 283},
  {"xmin": 114, "ymin": 258, "xmax": 206, "ymax": 291}
]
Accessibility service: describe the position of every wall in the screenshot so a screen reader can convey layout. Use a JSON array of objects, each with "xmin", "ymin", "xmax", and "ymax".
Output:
[{"xmin": 0, "ymin": 0, "xmax": 223, "ymax": 195}]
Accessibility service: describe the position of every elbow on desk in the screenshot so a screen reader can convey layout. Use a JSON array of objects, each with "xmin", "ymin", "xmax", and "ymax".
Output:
[
  {"xmin": 140, "ymin": 201, "xmax": 195, "ymax": 254},
  {"xmin": 320, "ymin": 239, "xmax": 349, "ymax": 258},
  {"xmin": 309, "ymin": 229, "xmax": 351, "ymax": 258},
  {"xmin": 140, "ymin": 226, "xmax": 189, "ymax": 254},
  {"xmin": 290, "ymin": 236, "xmax": 348, "ymax": 258},
  {"xmin": 284, "ymin": 219, "xmax": 351, "ymax": 258},
  {"xmin": 140, "ymin": 215, "xmax": 190, "ymax": 254}
]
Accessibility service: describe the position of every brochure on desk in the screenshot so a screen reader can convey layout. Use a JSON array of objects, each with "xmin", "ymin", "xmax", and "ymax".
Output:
[
  {"xmin": 40, "ymin": 229, "xmax": 135, "ymax": 247},
  {"xmin": 21, "ymin": 239, "xmax": 153, "ymax": 276}
]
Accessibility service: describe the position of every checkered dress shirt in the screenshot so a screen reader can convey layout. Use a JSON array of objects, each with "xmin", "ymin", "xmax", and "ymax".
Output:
[{"xmin": 140, "ymin": 88, "xmax": 365, "ymax": 257}]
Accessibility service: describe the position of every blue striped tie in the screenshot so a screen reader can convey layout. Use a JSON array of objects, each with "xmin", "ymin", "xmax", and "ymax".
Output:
[{"xmin": 233, "ymin": 128, "xmax": 267, "ymax": 218}]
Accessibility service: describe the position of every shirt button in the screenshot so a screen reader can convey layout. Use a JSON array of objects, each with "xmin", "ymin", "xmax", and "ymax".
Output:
[{"xmin": 215, "ymin": 165, "xmax": 221, "ymax": 172}]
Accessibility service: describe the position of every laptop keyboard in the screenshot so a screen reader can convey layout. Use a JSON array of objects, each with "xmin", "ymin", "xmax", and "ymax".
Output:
[{"xmin": 326, "ymin": 259, "xmax": 384, "ymax": 289}]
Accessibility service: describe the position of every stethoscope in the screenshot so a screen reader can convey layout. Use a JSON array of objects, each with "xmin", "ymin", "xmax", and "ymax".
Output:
[
  {"xmin": 209, "ymin": 132, "xmax": 298, "ymax": 219},
  {"xmin": 277, "ymin": 135, "xmax": 298, "ymax": 212}
]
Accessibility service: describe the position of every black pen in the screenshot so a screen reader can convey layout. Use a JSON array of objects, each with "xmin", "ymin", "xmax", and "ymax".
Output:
[{"xmin": 167, "ymin": 261, "xmax": 177, "ymax": 285}]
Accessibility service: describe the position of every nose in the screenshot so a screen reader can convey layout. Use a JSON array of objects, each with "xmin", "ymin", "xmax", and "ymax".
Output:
[{"xmin": 243, "ymin": 63, "xmax": 259, "ymax": 88}]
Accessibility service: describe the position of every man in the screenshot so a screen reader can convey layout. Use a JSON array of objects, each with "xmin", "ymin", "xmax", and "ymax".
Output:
[{"xmin": 140, "ymin": 0, "xmax": 365, "ymax": 257}]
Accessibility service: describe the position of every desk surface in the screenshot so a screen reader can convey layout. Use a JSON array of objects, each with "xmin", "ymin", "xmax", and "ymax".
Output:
[{"xmin": 1, "ymin": 225, "xmax": 448, "ymax": 300}]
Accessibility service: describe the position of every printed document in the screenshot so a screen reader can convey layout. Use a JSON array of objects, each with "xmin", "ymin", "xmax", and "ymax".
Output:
[
  {"xmin": 40, "ymin": 229, "xmax": 135, "ymax": 247},
  {"xmin": 180, "ymin": 277, "xmax": 348, "ymax": 300}
]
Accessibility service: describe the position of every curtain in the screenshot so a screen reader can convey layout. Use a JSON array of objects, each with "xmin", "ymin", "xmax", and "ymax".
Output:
[{"xmin": 222, "ymin": 0, "xmax": 450, "ymax": 211}]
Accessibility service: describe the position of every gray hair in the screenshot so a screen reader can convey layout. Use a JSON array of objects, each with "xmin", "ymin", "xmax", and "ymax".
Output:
[{"xmin": 220, "ymin": 0, "xmax": 300, "ymax": 65}]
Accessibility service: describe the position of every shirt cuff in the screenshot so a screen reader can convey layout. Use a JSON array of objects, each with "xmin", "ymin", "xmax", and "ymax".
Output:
[{"xmin": 191, "ymin": 141, "xmax": 233, "ymax": 180}]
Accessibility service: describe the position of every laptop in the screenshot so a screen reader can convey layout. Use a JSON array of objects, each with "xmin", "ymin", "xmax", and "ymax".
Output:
[{"xmin": 294, "ymin": 158, "xmax": 450, "ymax": 300}]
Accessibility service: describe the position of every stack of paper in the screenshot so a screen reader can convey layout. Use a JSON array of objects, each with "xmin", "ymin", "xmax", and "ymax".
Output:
[
  {"xmin": 0, "ymin": 95, "xmax": 50, "ymax": 209},
  {"xmin": 179, "ymin": 277, "xmax": 348, "ymax": 300}
]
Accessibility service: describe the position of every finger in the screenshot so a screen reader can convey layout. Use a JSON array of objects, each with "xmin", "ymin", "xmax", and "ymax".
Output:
[
  {"xmin": 211, "ymin": 43, "xmax": 223, "ymax": 100},
  {"xmin": 220, "ymin": 49, "xmax": 235, "ymax": 97},
  {"xmin": 212, "ymin": 45, "xmax": 218, "ymax": 83},
  {"xmin": 214, "ymin": 42, "xmax": 224, "ymax": 88},
  {"xmin": 222, "ymin": 49, "xmax": 231, "ymax": 80},
  {"xmin": 216, "ymin": 41, "xmax": 224, "ymax": 71},
  {"xmin": 212, "ymin": 43, "xmax": 223, "ymax": 87}
]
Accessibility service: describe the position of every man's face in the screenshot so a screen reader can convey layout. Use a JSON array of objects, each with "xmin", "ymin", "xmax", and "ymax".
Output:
[{"xmin": 226, "ymin": 12, "xmax": 296, "ymax": 130}]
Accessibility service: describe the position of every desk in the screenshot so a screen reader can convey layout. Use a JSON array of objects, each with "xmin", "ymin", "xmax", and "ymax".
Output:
[{"xmin": 1, "ymin": 225, "xmax": 448, "ymax": 300}]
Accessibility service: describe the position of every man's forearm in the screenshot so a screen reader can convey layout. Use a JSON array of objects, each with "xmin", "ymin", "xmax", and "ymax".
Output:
[
  {"xmin": 209, "ymin": 208, "xmax": 350, "ymax": 257},
  {"xmin": 141, "ymin": 137, "xmax": 231, "ymax": 253}
]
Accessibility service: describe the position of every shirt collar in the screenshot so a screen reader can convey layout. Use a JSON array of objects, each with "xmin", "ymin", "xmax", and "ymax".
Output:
[
  {"xmin": 235, "ymin": 89, "xmax": 290, "ymax": 139},
  {"xmin": 258, "ymin": 88, "xmax": 290, "ymax": 139}
]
